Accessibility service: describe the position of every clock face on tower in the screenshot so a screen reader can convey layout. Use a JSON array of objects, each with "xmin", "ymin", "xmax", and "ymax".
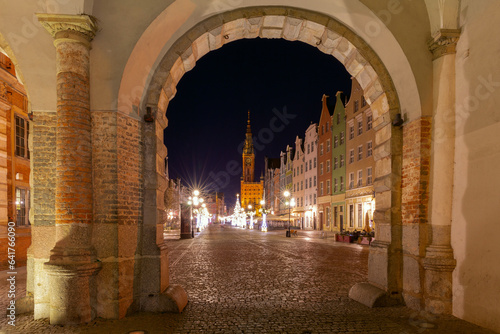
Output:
[{"xmin": 245, "ymin": 158, "xmax": 252, "ymax": 165}]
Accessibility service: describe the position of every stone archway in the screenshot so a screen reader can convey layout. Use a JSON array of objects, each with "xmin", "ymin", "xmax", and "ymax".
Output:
[{"xmin": 138, "ymin": 6, "xmax": 405, "ymax": 309}]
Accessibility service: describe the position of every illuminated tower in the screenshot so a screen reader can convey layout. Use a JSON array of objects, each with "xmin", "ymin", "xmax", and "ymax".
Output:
[
  {"xmin": 240, "ymin": 111, "xmax": 263, "ymax": 215},
  {"xmin": 242, "ymin": 111, "xmax": 255, "ymax": 182}
]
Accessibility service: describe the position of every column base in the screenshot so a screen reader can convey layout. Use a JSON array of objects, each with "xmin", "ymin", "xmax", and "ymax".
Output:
[
  {"xmin": 140, "ymin": 284, "xmax": 188, "ymax": 313},
  {"xmin": 349, "ymin": 282, "xmax": 404, "ymax": 308},
  {"xmin": 44, "ymin": 261, "xmax": 101, "ymax": 325},
  {"xmin": 423, "ymin": 245, "xmax": 456, "ymax": 314}
]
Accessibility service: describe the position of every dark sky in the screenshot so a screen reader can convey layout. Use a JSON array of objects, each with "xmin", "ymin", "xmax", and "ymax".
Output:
[{"xmin": 164, "ymin": 38, "xmax": 351, "ymax": 207}]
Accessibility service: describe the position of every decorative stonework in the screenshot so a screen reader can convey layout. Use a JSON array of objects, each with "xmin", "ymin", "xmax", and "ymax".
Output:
[
  {"xmin": 428, "ymin": 29, "xmax": 461, "ymax": 60},
  {"xmin": 36, "ymin": 14, "xmax": 98, "ymax": 48}
]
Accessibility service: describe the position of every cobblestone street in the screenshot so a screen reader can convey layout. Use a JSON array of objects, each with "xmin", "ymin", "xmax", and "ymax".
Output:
[{"xmin": 0, "ymin": 225, "xmax": 495, "ymax": 333}]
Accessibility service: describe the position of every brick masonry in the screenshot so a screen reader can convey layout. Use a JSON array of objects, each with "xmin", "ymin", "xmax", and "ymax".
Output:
[
  {"xmin": 402, "ymin": 116, "xmax": 431, "ymax": 226},
  {"xmin": 401, "ymin": 116, "xmax": 432, "ymax": 309}
]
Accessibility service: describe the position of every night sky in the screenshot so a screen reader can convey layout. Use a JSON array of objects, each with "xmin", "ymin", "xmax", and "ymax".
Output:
[{"xmin": 164, "ymin": 38, "xmax": 351, "ymax": 206}]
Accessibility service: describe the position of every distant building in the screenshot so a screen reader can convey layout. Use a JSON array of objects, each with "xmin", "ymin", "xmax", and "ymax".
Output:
[
  {"xmin": 240, "ymin": 111, "xmax": 263, "ymax": 214},
  {"xmin": 345, "ymin": 78, "xmax": 375, "ymax": 232},
  {"xmin": 205, "ymin": 192, "xmax": 225, "ymax": 222},
  {"xmin": 317, "ymin": 94, "xmax": 334, "ymax": 231},
  {"xmin": 0, "ymin": 52, "xmax": 31, "ymax": 268},
  {"xmin": 303, "ymin": 123, "xmax": 318, "ymax": 230},
  {"xmin": 264, "ymin": 157, "xmax": 280, "ymax": 213},
  {"xmin": 331, "ymin": 91, "xmax": 347, "ymax": 233},
  {"xmin": 292, "ymin": 136, "xmax": 305, "ymax": 228}
]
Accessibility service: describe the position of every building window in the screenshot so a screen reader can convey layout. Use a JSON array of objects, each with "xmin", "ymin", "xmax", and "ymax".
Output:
[
  {"xmin": 15, "ymin": 116, "xmax": 29, "ymax": 159},
  {"xmin": 15, "ymin": 188, "xmax": 29, "ymax": 226},
  {"xmin": 320, "ymin": 143, "xmax": 324, "ymax": 155},
  {"xmin": 349, "ymin": 149, "xmax": 354, "ymax": 164},
  {"xmin": 320, "ymin": 182, "xmax": 324, "ymax": 196},
  {"xmin": 357, "ymin": 119, "xmax": 363, "ymax": 135},
  {"xmin": 362, "ymin": 96, "xmax": 367, "ymax": 107},
  {"xmin": 349, "ymin": 125, "xmax": 354, "ymax": 140},
  {"xmin": 314, "ymin": 157, "xmax": 317, "ymax": 168},
  {"xmin": 326, "ymin": 121, "xmax": 329, "ymax": 132},
  {"xmin": 349, "ymin": 172, "xmax": 354, "ymax": 189},
  {"xmin": 349, "ymin": 204, "xmax": 354, "ymax": 227},
  {"xmin": 326, "ymin": 139, "xmax": 330, "ymax": 152},
  {"xmin": 305, "ymin": 180, "xmax": 308, "ymax": 189},
  {"xmin": 314, "ymin": 176, "xmax": 316, "ymax": 186},
  {"xmin": 367, "ymin": 167, "xmax": 373, "ymax": 185},
  {"xmin": 321, "ymin": 125, "xmax": 325, "ymax": 135},
  {"xmin": 340, "ymin": 176, "xmax": 344, "ymax": 191},
  {"xmin": 307, "ymin": 144, "xmax": 310, "ymax": 154},
  {"xmin": 334, "ymin": 135, "xmax": 338, "ymax": 148},
  {"xmin": 309, "ymin": 178, "xmax": 312, "ymax": 188},
  {"xmin": 311, "ymin": 141, "xmax": 314, "ymax": 152},
  {"xmin": 357, "ymin": 203, "xmax": 363, "ymax": 228},
  {"xmin": 334, "ymin": 178, "xmax": 338, "ymax": 193},
  {"xmin": 320, "ymin": 162, "xmax": 324, "ymax": 175},
  {"xmin": 301, "ymin": 165, "xmax": 303, "ymax": 174},
  {"xmin": 357, "ymin": 170, "xmax": 363, "ymax": 187},
  {"xmin": 354, "ymin": 100, "xmax": 359, "ymax": 112},
  {"xmin": 367, "ymin": 115, "xmax": 373, "ymax": 130},
  {"xmin": 301, "ymin": 181, "xmax": 303, "ymax": 190},
  {"xmin": 293, "ymin": 169, "xmax": 296, "ymax": 177},
  {"xmin": 309, "ymin": 160, "xmax": 312, "ymax": 170},
  {"xmin": 340, "ymin": 155, "xmax": 344, "ymax": 167},
  {"xmin": 340, "ymin": 132, "xmax": 344, "ymax": 145},
  {"xmin": 314, "ymin": 194, "xmax": 317, "ymax": 204},
  {"xmin": 337, "ymin": 113, "xmax": 341, "ymax": 125},
  {"xmin": 367, "ymin": 141, "xmax": 373, "ymax": 157},
  {"xmin": 305, "ymin": 163, "xmax": 308, "ymax": 172},
  {"xmin": 334, "ymin": 157, "xmax": 338, "ymax": 170},
  {"xmin": 327, "ymin": 160, "xmax": 330, "ymax": 172},
  {"xmin": 327, "ymin": 180, "xmax": 330, "ymax": 194},
  {"xmin": 358, "ymin": 145, "xmax": 363, "ymax": 161}
]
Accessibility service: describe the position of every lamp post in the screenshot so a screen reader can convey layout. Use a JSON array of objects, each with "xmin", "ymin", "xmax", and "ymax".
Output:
[
  {"xmin": 188, "ymin": 189, "xmax": 203, "ymax": 237},
  {"xmin": 284, "ymin": 190, "xmax": 291, "ymax": 237},
  {"xmin": 247, "ymin": 204, "xmax": 253, "ymax": 229},
  {"xmin": 260, "ymin": 199, "xmax": 267, "ymax": 232}
]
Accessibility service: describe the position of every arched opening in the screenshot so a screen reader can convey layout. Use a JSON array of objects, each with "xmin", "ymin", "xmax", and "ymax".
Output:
[{"xmin": 129, "ymin": 6, "xmax": 411, "ymax": 312}]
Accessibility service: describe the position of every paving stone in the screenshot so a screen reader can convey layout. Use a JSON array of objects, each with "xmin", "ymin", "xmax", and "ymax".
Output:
[{"xmin": 0, "ymin": 226, "xmax": 496, "ymax": 333}]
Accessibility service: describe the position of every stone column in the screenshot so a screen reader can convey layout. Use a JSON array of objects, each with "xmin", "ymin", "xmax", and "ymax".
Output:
[
  {"xmin": 37, "ymin": 14, "xmax": 100, "ymax": 325},
  {"xmin": 424, "ymin": 29, "xmax": 460, "ymax": 314}
]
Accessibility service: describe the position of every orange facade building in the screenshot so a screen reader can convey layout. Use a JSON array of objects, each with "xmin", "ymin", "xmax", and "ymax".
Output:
[{"xmin": 0, "ymin": 52, "xmax": 31, "ymax": 268}]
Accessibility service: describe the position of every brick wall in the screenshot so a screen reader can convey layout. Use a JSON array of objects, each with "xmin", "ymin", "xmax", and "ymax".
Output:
[{"xmin": 402, "ymin": 117, "xmax": 431, "ymax": 225}]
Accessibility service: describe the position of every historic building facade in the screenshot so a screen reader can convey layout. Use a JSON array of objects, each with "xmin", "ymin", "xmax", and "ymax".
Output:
[
  {"xmin": 345, "ymin": 78, "xmax": 375, "ymax": 232},
  {"xmin": 292, "ymin": 136, "xmax": 305, "ymax": 228},
  {"xmin": 303, "ymin": 123, "xmax": 318, "ymax": 230},
  {"xmin": 0, "ymin": 52, "xmax": 30, "ymax": 268},
  {"xmin": 317, "ymin": 95, "xmax": 333, "ymax": 231},
  {"xmin": 240, "ymin": 112, "xmax": 263, "ymax": 213},
  {"xmin": 331, "ymin": 92, "xmax": 347, "ymax": 233}
]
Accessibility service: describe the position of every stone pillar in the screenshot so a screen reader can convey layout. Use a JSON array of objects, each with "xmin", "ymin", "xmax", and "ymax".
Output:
[
  {"xmin": 423, "ymin": 29, "xmax": 460, "ymax": 315},
  {"xmin": 139, "ymin": 105, "xmax": 187, "ymax": 313},
  {"xmin": 37, "ymin": 14, "xmax": 100, "ymax": 324}
]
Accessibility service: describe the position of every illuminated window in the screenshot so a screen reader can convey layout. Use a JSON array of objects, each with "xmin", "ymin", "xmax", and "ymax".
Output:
[
  {"xmin": 340, "ymin": 132, "xmax": 345, "ymax": 145},
  {"xmin": 15, "ymin": 188, "xmax": 29, "ymax": 226}
]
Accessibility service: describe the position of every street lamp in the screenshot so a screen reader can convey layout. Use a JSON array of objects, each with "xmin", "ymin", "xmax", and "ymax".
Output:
[
  {"xmin": 284, "ymin": 190, "xmax": 291, "ymax": 237},
  {"xmin": 188, "ymin": 189, "xmax": 203, "ymax": 237},
  {"xmin": 247, "ymin": 204, "xmax": 253, "ymax": 229},
  {"xmin": 260, "ymin": 199, "xmax": 267, "ymax": 232}
]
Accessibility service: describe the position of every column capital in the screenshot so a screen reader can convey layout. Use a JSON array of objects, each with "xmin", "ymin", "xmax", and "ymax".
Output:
[
  {"xmin": 428, "ymin": 29, "xmax": 461, "ymax": 60},
  {"xmin": 37, "ymin": 13, "xmax": 98, "ymax": 48}
]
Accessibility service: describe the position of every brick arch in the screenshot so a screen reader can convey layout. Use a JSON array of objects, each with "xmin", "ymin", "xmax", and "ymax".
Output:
[{"xmin": 141, "ymin": 6, "xmax": 405, "ymax": 304}]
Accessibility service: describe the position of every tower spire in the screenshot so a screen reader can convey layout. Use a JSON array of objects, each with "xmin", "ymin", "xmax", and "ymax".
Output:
[{"xmin": 246, "ymin": 110, "xmax": 251, "ymax": 133}]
